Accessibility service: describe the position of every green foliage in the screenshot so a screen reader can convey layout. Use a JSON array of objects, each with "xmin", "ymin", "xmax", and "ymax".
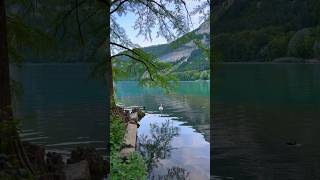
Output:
[
  {"xmin": 193, "ymin": 39, "xmax": 210, "ymax": 60},
  {"xmin": 111, "ymin": 0, "xmax": 191, "ymax": 42},
  {"xmin": 172, "ymin": 70, "xmax": 210, "ymax": 81},
  {"xmin": 110, "ymin": 115, "xmax": 147, "ymax": 179},
  {"xmin": 110, "ymin": 0, "xmax": 209, "ymax": 90},
  {"xmin": 113, "ymin": 48, "xmax": 178, "ymax": 92},
  {"xmin": 287, "ymin": 29, "xmax": 312, "ymax": 58},
  {"xmin": 170, "ymin": 31, "xmax": 201, "ymax": 49},
  {"xmin": 6, "ymin": 14, "xmax": 55, "ymax": 64},
  {"xmin": 110, "ymin": 151, "xmax": 147, "ymax": 180},
  {"xmin": 200, "ymin": 70, "xmax": 210, "ymax": 80},
  {"xmin": 0, "ymin": 117, "xmax": 22, "ymax": 154},
  {"xmin": 110, "ymin": 115, "xmax": 125, "ymax": 152},
  {"xmin": 212, "ymin": 0, "xmax": 320, "ymax": 34},
  {"xmin": 142, "ymin": 44, "xmax": 172, "ymax": 58},
  {"xmin": 212, "ymin": 0, "xmax": 320, "ymax": 62},
  {"xmin": 6, "ymin": 0, "xmax": 106, "ymax": 63},
  {"xmin": 174, "ymin": 49, "xmax": 208, "ymax": 72},
  {"xmin": 138, "ymin": 120, "xmax": 180, "ymax": 174}
]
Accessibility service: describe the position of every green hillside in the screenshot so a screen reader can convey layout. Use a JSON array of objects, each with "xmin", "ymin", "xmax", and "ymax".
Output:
[
  {"xmin": 138, "ymin": 20, "xmax": 210, "ymax": 81},
  {"xmin": 113, "ymin": 18, "xmax": 210, "ymax": 81},
  {"xmin": 212, "ymin": 0, "xmax": 320, "ymax": 62}
]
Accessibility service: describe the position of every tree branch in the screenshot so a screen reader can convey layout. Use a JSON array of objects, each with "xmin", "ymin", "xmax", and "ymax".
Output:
[
  {"xmin": 54, "ymin": 0, "xmax": 88, "ymax": 37},
  {"xmin": 138, "ymin": 0, "xmax": 188, "ymax": 34},
  {"xmin": 75, "ymin": 0, "xmax": 84, "ymax": 45},
  {"xmin": 110, "ymin": 42, "xmax": 139, "ymax": 55},
  {"xmin": 111, "ymin": 53, "xmax": 155, "ymax": 81},
  {"xmin": 179, "ymin": 0, "xmax": 192, "ymax": 26},
  {"xmin": 110, "ymin": 0, "xmax": 129, "ymax": 15}
]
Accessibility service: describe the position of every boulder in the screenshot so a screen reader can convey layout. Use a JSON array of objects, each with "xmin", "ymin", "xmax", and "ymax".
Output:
[
  {"xmin": 67, "ymin": 147, "xmax": 106, "ymax": 179},
  {"xmin": 46, "ymin": 152, "xmax": 65, "ymax": 179},
  {"xmin": 64, "ymin": 160, "xmax": 90, "ymax": 180}
]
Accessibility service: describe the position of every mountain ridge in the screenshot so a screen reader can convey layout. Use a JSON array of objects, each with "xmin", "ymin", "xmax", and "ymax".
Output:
[{"xmin": 141, "ymin": 19, "xmax": 210, "ymax": 74}]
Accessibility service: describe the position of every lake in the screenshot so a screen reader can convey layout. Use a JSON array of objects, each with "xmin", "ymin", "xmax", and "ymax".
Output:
[
  {"xmin": 212, "ymin": 64, "xmax": 320, "ymax": 180},
  {"xmin": 116, "ymin": 81, "xmax": 210, "ymax": 180},
  {"xmin": 10, "ymin": 63, "xmax": 107, "ymax": 156}
]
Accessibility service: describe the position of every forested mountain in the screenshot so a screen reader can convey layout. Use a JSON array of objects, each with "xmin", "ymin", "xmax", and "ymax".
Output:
[
  {"xmin": 211, "ymin": 0, "xmax": 320, "ymax": 62},
  {"xmin": 135, "ymin": 19, "xmax": 210, "ymax": 81}
]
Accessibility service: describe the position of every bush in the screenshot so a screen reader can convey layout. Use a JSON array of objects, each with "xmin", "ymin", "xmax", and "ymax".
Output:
[
  {"xmin": 110, "ymin": 115, "xmax": 126, "ymax": 152},
  {"xmin": 109, "ymin": 115, "xmax": 147, "ymax": 179},
  {"xmin": 287, "ymin": 28, "xmax": 314, "ymax": 58},
  {"xmin": 110, "ymin": 151, "xmax": 147, "ymax": 179}
]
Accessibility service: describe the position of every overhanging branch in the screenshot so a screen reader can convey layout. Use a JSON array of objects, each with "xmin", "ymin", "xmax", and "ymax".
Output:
[
  {"xmin": 110, "ymin": 0, "xmax": 129, "ymax": 15},
  {"xmin": 111, "ymin": 53, "xmax": 155, "ymax": 81}
]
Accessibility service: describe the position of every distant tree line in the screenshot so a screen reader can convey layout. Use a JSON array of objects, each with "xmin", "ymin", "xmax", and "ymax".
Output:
[{"xmin": 212, "ymin": 0, "xmax": 320, "ymax": 62}]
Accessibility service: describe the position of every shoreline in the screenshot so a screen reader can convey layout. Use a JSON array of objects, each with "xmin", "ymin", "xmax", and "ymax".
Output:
[
  {"xmin": 10, "ymin": 61, "xmax": 320, "ymax": 65},
  {"xmin": 213, "ymin": 62, "xmax": 320, "ymax": 64},
  {"xmin": 0, "ymin": 142, "xmax": 108, "ymax": 179}
]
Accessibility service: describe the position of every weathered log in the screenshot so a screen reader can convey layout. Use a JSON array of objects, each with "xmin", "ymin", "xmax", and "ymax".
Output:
[
  {"xmin": 126, "ymin": 123, "xmax": 137, "ymax": 145},
  {"xmin": 119, "ymin": 107, "xmax": 146, "ymax": 159}
]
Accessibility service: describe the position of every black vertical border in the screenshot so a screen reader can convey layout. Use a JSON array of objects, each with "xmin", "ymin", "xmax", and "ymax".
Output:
[
  {"xmin": 210, "ymin": 0, "xmax": 214, "ymax": 178},
  {"xmin": 106, "ymin": 0, "xmax": 111, "ymax": 174}
]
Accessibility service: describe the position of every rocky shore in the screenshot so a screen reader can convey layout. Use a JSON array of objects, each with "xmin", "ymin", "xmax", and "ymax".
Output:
[{"xmin": 0, "ymin": 142, "xmax": 108, "ymax": 179}]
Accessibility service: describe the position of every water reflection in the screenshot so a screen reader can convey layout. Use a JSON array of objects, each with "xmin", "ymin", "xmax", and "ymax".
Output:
[
  {"xmin": 138, "ymin": 120, "xmax": 181, "ymax": 178},
  {"xmin": 213, "ymin": 64, "xmax": 320, "ymax": 179},
  {"xmin": 116, "ymin": 81, "xmax": 210, "ymax": 141},
  {"xmin": 10, "ymin": 64, "xmax": 107, "ymax": 153},
  {"xmin": 152, "ymin": 166, "xmax": 191, "ymax": 180},
  {"xmin": 116, "ymin": 81, "xmax": 210, "ymax": 179}
]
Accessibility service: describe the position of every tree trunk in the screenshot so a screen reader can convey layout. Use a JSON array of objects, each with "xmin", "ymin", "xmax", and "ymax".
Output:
[
  {"xmin": 0, "ymin": 0, "xmax": 11, "ymax": 121},
  {"xmin": 105, "ymin": 0, "xmax": 112, "ymax": 175},
  {"xmin": 0, "ymin": 0, "xmax": 34, "ymax": 175},
  {"xmin": 106, "ymin": 0, "xmax": 115, "ymax": 107}
]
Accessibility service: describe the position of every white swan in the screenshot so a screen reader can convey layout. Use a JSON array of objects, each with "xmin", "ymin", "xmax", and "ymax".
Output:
[{"xmin": 159, "ymin": 104, "xmax": 163, "ymax": 111}]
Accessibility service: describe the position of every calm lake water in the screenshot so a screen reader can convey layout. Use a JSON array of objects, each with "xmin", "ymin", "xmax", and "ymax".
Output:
[
  {"xmin": 116, "ymin": 81, "xmax": 210, "ymax": 180},
  {"xmin": 10, "ymin": 63, "xmax": 107, "ymax": 155},
  {"xmin": 212, "ymin": 64, "xmax": 320, "ymax": 180}
]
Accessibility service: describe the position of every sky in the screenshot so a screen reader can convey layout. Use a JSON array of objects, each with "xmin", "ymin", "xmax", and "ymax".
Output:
[{"xmin": 113, "ymin": 0, "xmax": 208, "ymax": 47}]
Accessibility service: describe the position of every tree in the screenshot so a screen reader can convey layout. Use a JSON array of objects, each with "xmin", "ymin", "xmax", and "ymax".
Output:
[
  {"xmin": 109, "ymin": 0, "xmax": 194, "ymax": 103},
  {"xmin": 0, "ymin": 0, "xmax": 34, "ymax": 175},
  {"xmin": 1, "ymin": 0, "xmax": 102, "ymax": 176}
]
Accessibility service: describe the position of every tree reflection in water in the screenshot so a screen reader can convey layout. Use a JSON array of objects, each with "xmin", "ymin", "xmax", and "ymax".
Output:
[
  {"xmin": 151, "ymin": 166, "xmax": 190, "ymax": 180},
  {"xmin": 138, "ymin": 119, "xmax": 191, "ymax": 179}
]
